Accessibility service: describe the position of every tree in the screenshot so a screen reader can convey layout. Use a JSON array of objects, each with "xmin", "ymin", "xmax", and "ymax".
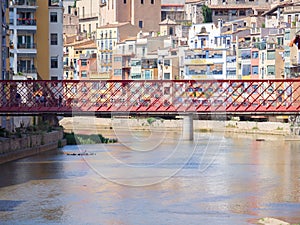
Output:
[{"xmin": 202, "ymin": 5, "xmax": 212, "ymax": 23}]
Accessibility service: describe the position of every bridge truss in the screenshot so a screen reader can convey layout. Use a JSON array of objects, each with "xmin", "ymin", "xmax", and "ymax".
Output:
[{"xmin": 0, "ymin": 79, "xmax": 300, "ymax": 116}]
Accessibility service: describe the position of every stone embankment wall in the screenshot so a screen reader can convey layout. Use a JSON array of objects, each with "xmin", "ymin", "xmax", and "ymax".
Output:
[
  {"xmin": 0, "ymin": 130, "xmax": 66, "ymax": 164},
  {"xmin": 61, "ymin": 117, "xmax": 292, "ymax": 136}
]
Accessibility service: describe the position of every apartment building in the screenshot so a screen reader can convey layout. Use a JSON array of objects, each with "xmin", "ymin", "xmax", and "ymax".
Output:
[
  {"xmin": 158, "ymin": 48, "xmax": 180, "ymax": 80},
  {"xmin": 96, "ymin": 22, "xmax": 139, "ymax": 79},
  {"xmin": 161, "ymin": 0, "xmax": 185, "ymax": 22},
  {"xmin": 1, "ymin": 0, "xmax": 9, "ymax": 80},
  {"xmin": 64, "ymin": 38, "xmax": 95, "ymax": 80},
  {"xmin": 63, "ymin": 7, "xmax": 79, "ymax": 36},
  {"xmin": 49, "ymin": 4, "xmax": 64, "ymax": 80},
  {"xmin": 185, "ymin": 21, "xmax": 228, "ymax": 79},
  {"xmin": 76, "ymin": 0, "xmax": 99, "ymax": 38},
  {"xmin": 111, "ymin": 37, "xmax": 136, "ymax": 80},
  {"xmin": 0, "ymin": 0, "xmax": 9, "ymax": 130},
  {"xmin": 99, "ymin": 0, "xmax": 161, "ymax": 32},
  {"xmin": 184, "ymin": 0, "xmax": 205, "ymax": 24},
  {"xmin": 9, "ymin": 0, "xmax": 63, "ymax": 80},
  {"xmin": 77, "ymin": 41, "xmax": 98, "ymax": 80}
]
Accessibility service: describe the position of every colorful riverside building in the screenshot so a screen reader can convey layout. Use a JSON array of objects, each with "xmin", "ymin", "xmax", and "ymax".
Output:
[
  {"xmin": 184, "ymin": 20, "xmax": 229, "ymax": 79},
  {"xmin": 0, "ymin": 0, "xmax": 10, "ymax": 130},
  {"xmin": 77, "ymin": 41, "xmax": 98, "ymax": 80},
  {"xmin": 1, "ymin": 0, "xmax": 9, "ymax": 80},
  {"xmin": 9, "ymin": 0, "xmax": 63, "ymax": 80},
  {"xmin": 96, "ymin": 22, "xmax": 139, "ymax": 79},
  {"xmin": 63, "ymin": 37, "xmax": 95, "ymax": 80}
]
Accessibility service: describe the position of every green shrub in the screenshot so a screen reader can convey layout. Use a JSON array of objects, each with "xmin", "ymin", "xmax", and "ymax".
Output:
[{"xmin": 64, "ymin": 132, "xmax": 117, "ymax": 145}]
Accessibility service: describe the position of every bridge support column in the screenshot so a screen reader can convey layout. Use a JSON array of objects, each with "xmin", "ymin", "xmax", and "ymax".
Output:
[{"xmin": 182, "ymin": 114, "xmax": 194, "ymax": 141}]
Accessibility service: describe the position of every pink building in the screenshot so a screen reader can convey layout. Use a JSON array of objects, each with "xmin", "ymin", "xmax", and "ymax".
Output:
[{"xmin": 250, "ymin": 48, "xmax": 259, "ymax": 79}]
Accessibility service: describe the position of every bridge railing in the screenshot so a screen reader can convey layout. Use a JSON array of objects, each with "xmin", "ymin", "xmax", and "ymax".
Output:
[{"xmin": 0, "ymin": 79, "xmax": 300, "ymax": 115}]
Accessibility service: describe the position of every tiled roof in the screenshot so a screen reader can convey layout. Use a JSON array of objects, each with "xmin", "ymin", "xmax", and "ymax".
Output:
[
  {"xmin": 161, "ymin": 0, "xmax": 185, "ymax": 4},
  {"xmin": 66, "ymin": 39, "xmax": 95, "ymax": 48},
  {"xmin": 185, "ymin": 0, "xmax": 204, "ymax": 3},
  {"xmin": 98, "ymin": 22, "xmax": 130, "ymax": 29},
  {"xmin": 208, "ymin": 4, "xmax": 269, "ymax": 10},
  {"xmin": 75, "ymin": 41, "xmax": 97, "ymax": 50}
]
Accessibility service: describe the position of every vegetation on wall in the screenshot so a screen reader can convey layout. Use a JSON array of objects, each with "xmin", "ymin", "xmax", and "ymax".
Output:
[{"xmin": 202, "ymin": 5, "xmax": 212, "ymax": 23}]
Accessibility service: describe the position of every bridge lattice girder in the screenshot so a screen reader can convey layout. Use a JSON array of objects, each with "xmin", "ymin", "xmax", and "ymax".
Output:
[{"xmin": 0, "ymin": 79, "xmax": 300, "ymax": 115}]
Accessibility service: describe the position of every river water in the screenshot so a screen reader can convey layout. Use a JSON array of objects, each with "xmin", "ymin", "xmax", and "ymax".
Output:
[{"xmin": 0, "ymin": 129, "xmax": 300, "ymax": 225}]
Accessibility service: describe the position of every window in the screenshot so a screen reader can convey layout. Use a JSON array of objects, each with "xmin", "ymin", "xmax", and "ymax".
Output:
[
  {"xmin": 51, "ymin": 76, "xmax": 58, "ymax": 80},
  {"xmin": 142, "ymin": 47, "xmax": 145, "ymax": 56},
  {"xmin": 164, "ymin": 73, "xmax": 170, "ymax": 79},
  {"xmin": 81, "ymin": 59, "xmax": 87, "ymax": 66},
  {"xmin": 124, "ymin": 0, "xmax": 126, "ymax": 3},
  {"xmin": 82, "ymin": 7, "xmax": 85, "ymax": 17},
  {"xmin": 81, "ymin": 71, "xmax": 87, "ymax": 78},
  {"xmin": 252, "ymin": 51, "xmax": 258, "ymax": 59},
  {"xmin": 288, "ymin": 15, "xmax": 291, "ymax": 24},
  {"xmin": 151, "ymin": 0, "xmax": 154, "ymax": 4},
  {"xmin": 114, "ymin": 69, "xmax": 122, "ymax": 75},
  {"xmin": 50, "ymin": 12, "xmax": 57, "ymax": 22},
  {"xmin": 267, "ymin": 50, "xmax": 275, "ymax": 60},
  {"xmin": 252, "ymin": 66, "xmax": 259, "ymax": 75},
  {"xmin": 144, "ymin": 70, "xmax": 152, "ymax": 79},
  {"xmin": 241, "ymin": 50, "xmax": 251, "ymax": 59},
  {"xmin": 50, "ymin": 33, "xmax": 58, "ymax": 45},
  {"xmin": 164, "ymin": 59, "xmax": 170, "ymax": 66},
  {"xmin": 139, "ymin": 20, "xmax": 143, "ymax": 28},
  {"xmin": 131, "ymin": 60, "xmax": 141, "ymax": 66},
  {"xmin": 267, "ymin": 65, "xmax": 275, "ymax": 75},
  {"xmin": 51, "ymin": 57, "xmax": 58, "ymax": 68},
  {"xmin": 239, "ymin": 10, "xmax": 245, "ymax": 16},
  {"xmin": 242, "ymin": 64, "xmax": 251, "ymax": 76},
  {"xmin": 141, "ymin": 0, "xmax": 144, "ymax": 4},
  {"xmin": 114, "ymin": 57, "xmax": 122, "ymax": 62},
  {"xmin": 129, "ymin": 45, "xmax": 133, "ymax": 51},
  {"xmin": 226, "ymin": 70, "xmax": 236, "ymax": 76}
]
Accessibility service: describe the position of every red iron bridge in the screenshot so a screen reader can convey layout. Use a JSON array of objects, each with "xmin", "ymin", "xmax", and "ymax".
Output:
[{"xmin": 1, "ymin": 79, "xmax": 300, "ymax": 116}]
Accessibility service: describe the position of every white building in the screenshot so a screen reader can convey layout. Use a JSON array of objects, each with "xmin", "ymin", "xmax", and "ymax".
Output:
[{"xmin": 49, "ymin": 5, "xmax": 64, "ymax": 80}]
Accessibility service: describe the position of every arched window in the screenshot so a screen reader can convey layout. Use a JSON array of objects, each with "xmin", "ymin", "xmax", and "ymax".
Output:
[{"xmin": 200, "ymin": 26, "xmax": 206, "ymax": 33}]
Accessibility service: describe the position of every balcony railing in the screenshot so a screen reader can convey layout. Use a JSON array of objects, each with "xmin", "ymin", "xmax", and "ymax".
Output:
[
  {"xmin": 13, "ymin": 0, "xmax": 37, "ymax": 6},
  {"xmin": 17, "ymin": 18, "xmax": 36, "ymax": 26},
  {"xmin": 17, "ymin": 43, "xmax": 36, "ymax": 49},
  {"xmin": 17, "ymin": 67, "xmax": 37, "ymax": 74}
]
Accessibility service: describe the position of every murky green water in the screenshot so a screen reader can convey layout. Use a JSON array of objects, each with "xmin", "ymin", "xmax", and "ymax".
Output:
[{"xmin": 0, "ymin": 130, "xmax": 300, "ymax": 225}]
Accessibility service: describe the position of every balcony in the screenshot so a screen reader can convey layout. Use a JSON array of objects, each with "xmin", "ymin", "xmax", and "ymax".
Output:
[
  {"xmin": 13, "ymin": 0, "xmax": 37, "ymax": 6},
  {"xmin": 17, "ymin": 18, "xmax": 36, "ymax": 26},
  {"xmin": 17, "ymin": 43, "xmax": 36, "ymax": 49},
  {"xmin": 17, "ymin": 67, "xmax": 37, "ymax": 74}
]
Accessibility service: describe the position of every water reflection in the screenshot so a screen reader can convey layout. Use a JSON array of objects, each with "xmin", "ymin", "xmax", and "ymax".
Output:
[{"xmin": 0, "ymin": 131, "xmax": 299, "ymax": 224}]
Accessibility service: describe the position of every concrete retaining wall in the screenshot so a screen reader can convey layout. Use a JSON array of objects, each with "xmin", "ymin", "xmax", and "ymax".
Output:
[{"xmin": 0, "ymin": 130, "xmax": 66, "ymax": 164}]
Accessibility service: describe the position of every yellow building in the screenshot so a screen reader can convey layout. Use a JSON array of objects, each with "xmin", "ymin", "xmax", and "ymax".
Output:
[{"xmin": 9, "ymin": 0, "xmax": 63, "ymax": 80}]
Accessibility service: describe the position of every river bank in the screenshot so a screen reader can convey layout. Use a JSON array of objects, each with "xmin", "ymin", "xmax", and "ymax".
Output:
[
  {"xmin": 59, "ymin": 116, "xmax": 300, "ymax": 140},
  {"xmin": 0, "ymin": 130, "xmax": 66, "ymax": 164}
]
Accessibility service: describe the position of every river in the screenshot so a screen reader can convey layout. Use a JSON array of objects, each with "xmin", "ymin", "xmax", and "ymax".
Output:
[{"xmin": 0, "ymin": 130, "xmax": 300, "ymax": 225}]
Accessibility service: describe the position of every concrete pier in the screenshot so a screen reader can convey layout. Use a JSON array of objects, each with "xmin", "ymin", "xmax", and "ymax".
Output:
[{"xmin": 182, "ymin": 114, "xmax": 194, "ymax": 140}]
